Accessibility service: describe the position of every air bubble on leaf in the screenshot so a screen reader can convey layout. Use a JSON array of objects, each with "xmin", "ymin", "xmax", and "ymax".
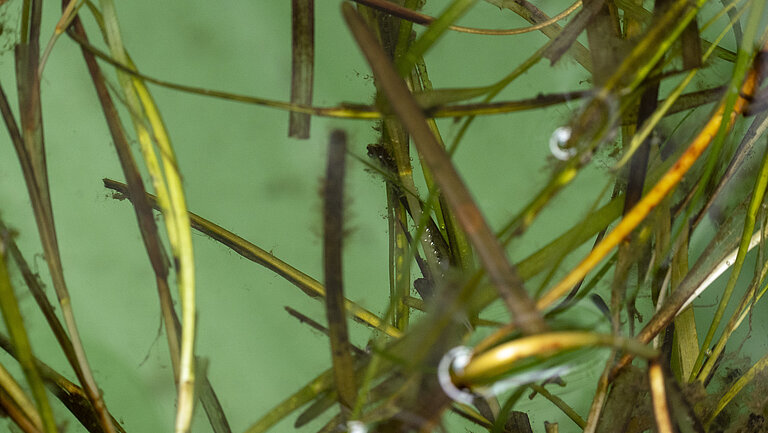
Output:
[
  {"xmin": 438, "ymin": 346, "xmax": 475, "ymax": 405},
  {"xmin": 549, "ymin": 126, "xmax": 576, "ymax": 160}
]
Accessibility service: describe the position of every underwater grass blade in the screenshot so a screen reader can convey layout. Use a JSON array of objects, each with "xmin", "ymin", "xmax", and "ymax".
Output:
[
  {"xmin": 343, "ymin": 2, "xmax": 547, "ymax": 334},
  {"xmin": 131, "ymin": 83, "xmax": 197, "ymax": 433},
  {"xmin": 379, "ymin": 118, "xmax": 445, "ymax": 286},
  {"xmin": 413, "ymin": 57, "xmax": 475, "ymax": 273},
  {"xmin": 322, "ymin": 130, "xmax": 358, "ymax": 413},
  {"xmin": 0, "ymin": 389, "xmax": 43, "ymax": 433},
  {"xmin": 0, "ymin": 223, "xmax": 136, "ymax": 432},
  {"xmin": 389, "ymin": 192, "xmax": 411, "ymax": 330},
  {"xmin": 613, "ymin": 2, "xmax": 749, "ymax": 168},
  {"xmin": 648, "ymin": 361, "xmax": 674, "ymax": 433},
  {"xmin": 245, "ymin": 368, "xmax": 337, "ymax": 433},
  {"xmin": 601, "ymin": 0, "xmax": 711, "ymax": 93},
  {"xmin": 0, "ymin": 360, "xmax": 43, "ymax": 432},
  {"xmin": 622, "ymin": 78, "xmax": 659, "ymax": 214},
  {"xmin": 289, "ymin": 0, "xmax": 314, "ymax": 138},
  {"xmin": 529, "ymin": 384, "xmax": 586, "ymax": 429},
  {"xmin": 553, "ymin": 0, "xmax": 718, "ymax": 169},
  {"xmin": 670, "ymin": 227, "xmax": 699, "ymax": 381},
  {"xmin": 0, "ymin": 239, "xmax": 57, "ymax": 433}
]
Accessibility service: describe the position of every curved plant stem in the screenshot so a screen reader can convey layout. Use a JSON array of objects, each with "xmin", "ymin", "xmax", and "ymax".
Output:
[
  {"xmin": 353, "ymin": 0, "xmax": 582, "ymax": 36},
  {"xmin": 135, "ymin": 83, "xmax": 197, "ymax": 433},
  {"xmin": 456, "ymin": 331, "xmax": 657, "ymax": 385},
  {"xmin": 97, "ymin": 2, "xmax": 197, "ymax": 430}
]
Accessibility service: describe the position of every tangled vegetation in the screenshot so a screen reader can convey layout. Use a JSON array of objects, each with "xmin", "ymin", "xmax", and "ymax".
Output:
[{"xmin": 0, "ymin": 0, "xmax": 767, "ymax": 432}]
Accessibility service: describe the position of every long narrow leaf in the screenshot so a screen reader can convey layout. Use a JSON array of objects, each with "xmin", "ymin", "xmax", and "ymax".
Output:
[
  {"xmin": 288, "ymin": 0, "xmax": 314, "ymax": 138},
  {"xmin": 97, "ymin": 2, "xmax": 197, "ymax": 429},
  {"xmin": 322, "ymin": 130, "xmax": 358, "ymax": 412},
  {"xmin": 0, "ymin": 238, "xmax": 57, "ymax": 433}
]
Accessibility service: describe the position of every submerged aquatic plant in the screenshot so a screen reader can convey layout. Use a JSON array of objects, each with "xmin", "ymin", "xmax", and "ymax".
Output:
[{"xmin": 0, "ymin": 0, "xmax": 767, "ymax": 432}]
